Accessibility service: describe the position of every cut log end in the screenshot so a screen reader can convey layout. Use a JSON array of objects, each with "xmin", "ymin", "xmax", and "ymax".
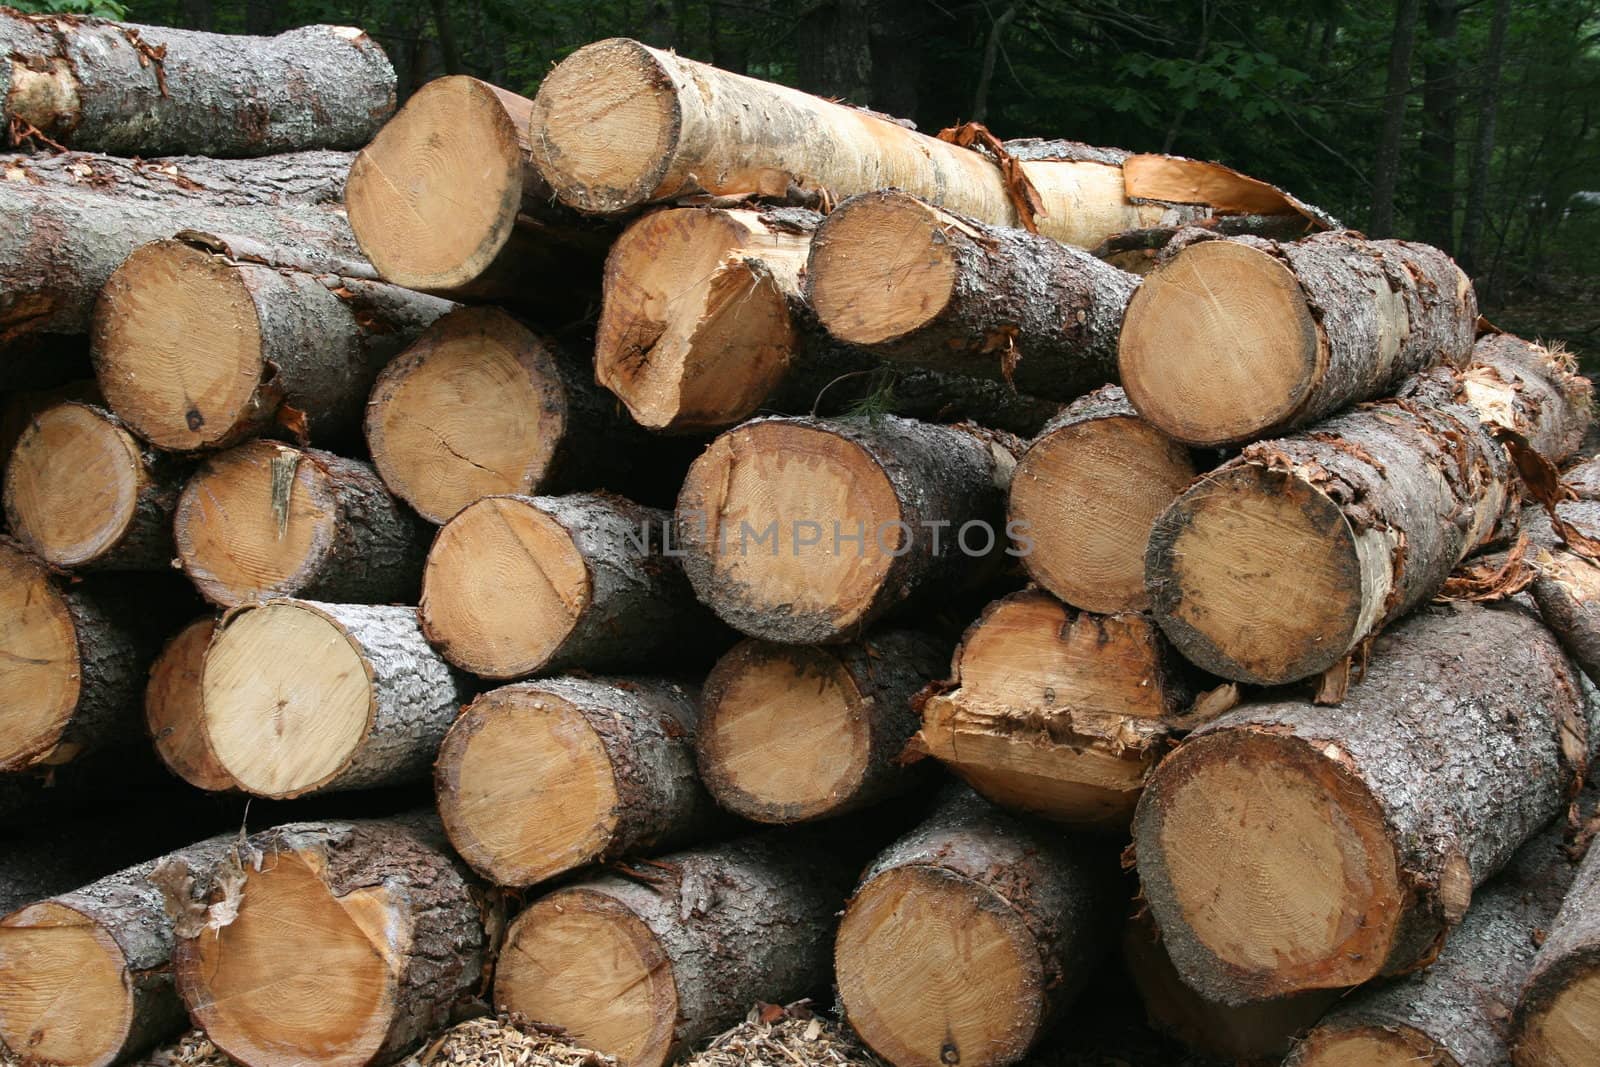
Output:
[
  {"xmin": 1119, "ymin": 240, "xmax": 1321, "ymax": 446},
  {"xmin": 364, "ymin": 309, "xmax": 568, "ymax": 524},
  {"xmin": 1011, "ymin": 411, "xmax": 1195, "ymax": 614},
  {"xmin": 3, "ymin": 402, "xmax": 146, "ymax": 568},
  {"xmin": 1515, "ymin": 966, "xmax": 1600, "ymax": 1067},
  {"xmin": 201, "ymin": 602, "xmax": 374, "ymax": 799},
  {"xmin": 0, "ymin": 901, "xmax": 133, "ymax": 1067},
  {"xmin": 808, "ymin": 191, "xmax": 957, "ymax": 346},
  {"xmin": 836, "ymin": 864, "xmax": 1045, "ymax": 1067},
  {"xmin": 347, "ymin": 76, "xmax": 526, "ymax": 292},
  {"xmin": 0, "ymin": 541, "xmax": 79, "ymax": 772},
  {"xmin": 678, "ymin": 421, "xmax": 900, "ymax": 640},
  {"xmin": 495, "ymin": 889, "xmax": 678, "ymax": 1067},
  {"xmin": 698, "ymin": 641, "xmax": 871, "ymax": 823},
  {"xmin": 92, "ymin": 240, "xmax": 265, "ymax": 452},
  {"xmin": 1147, "ymin": 464, "xmax": 1367, "ymax": 685},
  {"xmin": 1134, "ymin": 728, "xmax": 1401, "ymax": 1000},
  {"xmin": 435, "ymin": 687, "xmax": 620, "ymax": 887},
  {"xmin": 1290, "ymin": 1024, "xmax": 1460, "ymax": 1067},
  {"xmin": 146, "ymin": 617, "xmax": 233, "ymax": 793},
  {"xmin": 420, "ymin": 496, "xmax": 590, "ymax": 678},
  {"xmin": 528, "ymin": 39, "xmax": 682, "ymax": 215},
  {"xmin": 181, "ymin": 849, "xmax": 398, "ymax": 1067}
]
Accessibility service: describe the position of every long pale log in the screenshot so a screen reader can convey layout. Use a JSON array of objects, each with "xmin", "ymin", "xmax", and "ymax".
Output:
[
  {"xmin": 1120, "ymin": 229, "xmax": 1476, "ymax": 447},
  {"xmin": 435, "ymin": 676, "xmax": 716, "ymax": 887},
  {"xmin": 0, "ymin": 12, "xmax": 393, "ymax": 156},
  {"xmin": 144, "ymin": 617, "xmax": 233, "ymax": 793},
  {"xmin": 201, "ymin": 601, "xmax": 472, "ymax": 798},
  {"xmin": 1133, "ymin": 601, "xmax": 1593, "ymax": 1004},
  {"xmin": 835, "ymin": 788, "xmax": 1118, "ymax": 1067},
  {"xmin": 1512, "ymin": 814, "xmax": 1600, "ymax": 1066},
  {"xmin": 94, "ymin": 233, "xmax": 454, "ymax": 452},
  {"xmin": 494, "ymin": 834, "xmax": 856, "ymax": 1067}
]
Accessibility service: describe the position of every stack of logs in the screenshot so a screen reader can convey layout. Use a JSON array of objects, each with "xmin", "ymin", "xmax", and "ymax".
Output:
[{"xmin": 2, "ymin": 10, "xmax": 1599, "ymax": 1067}]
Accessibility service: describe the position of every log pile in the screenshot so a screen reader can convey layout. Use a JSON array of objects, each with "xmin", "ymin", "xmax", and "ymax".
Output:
[{"xmin": 5, "ymin": 14, "xmax": 1600, "ymax": 1067}]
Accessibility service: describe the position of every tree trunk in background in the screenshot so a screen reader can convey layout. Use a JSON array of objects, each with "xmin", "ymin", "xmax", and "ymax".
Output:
[
  {"xmin": 971, "ymin": 5, "xmax": 1016, "ymax": 123},
  {"xmin": 870, "ymin": 0, "xmax": 922, "ymax": 122},
  {"xmin": 1418, "ymin": 0, "xmax": 1462, "ymax": 251},
  {"xmin": 645, "ymin": 0, "xmax": 676, "ymax": 49},
  {"xmin": 1459, "ymin": 0, "xmax": 1511, "ymax": 275},
  {"xmin": 243, "ymin": 0, "xmax": 276, "ymax": 35},
  {"xmin": 1371, "ymin": 0, "xmax": 1420, "ymax": 236},
  {"xmin": 430, "ymin": 0, "xmax": 464, "ymax": 74},
  {"xmin": 798, "ymin": 0, "xmax": 874, "ymax": 104},
  {"xmin": 708, "ymin": 0, "xmax": 749, "ymax": 73},
  {"xmin": 182, "ymin": 0, "xmax": 213, "ymax": 31}
]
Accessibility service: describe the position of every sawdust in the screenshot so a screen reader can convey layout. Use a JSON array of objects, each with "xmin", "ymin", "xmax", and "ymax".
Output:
[
  {"xmin": 131, "ymin": 1030, "xmax": 236, "ymax": 1067},
  {"xmin": 684, "ymin": 1002, "xmax": 887, "ymax": 1067},
  {"xmin": 398, "ymin": 1016, "xmax": 616, "ymax": 1067}
]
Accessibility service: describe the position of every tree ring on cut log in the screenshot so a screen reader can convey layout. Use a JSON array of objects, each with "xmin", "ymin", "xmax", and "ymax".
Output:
[
  {"xmin": 346, "ymin": 76, "xmax": 527, "ymax": 292},
  {"xmin": 677, "ymin": 422, "xmax": 901, "ymax": 638},
  {"xmin": 364, "ymin": 309, "xmax": 567, "ymax": 524},
  {"xmin": 1289, "ymin": 1023, "xmax": 1457, "ymax": 1066},
  {"xmin": 174, "ymin": 441, "xmax": 342, "ymax": 608},
  {"xmin": 0, "ymin": 541, "xmax": 80, "ymax": 772},
  {"xmin": 183, "ymin": 848, "xmax": 396, "ymax": 1067},
  {"xmin": 3, "ymin": 402, "xmax": 144, "ymax": 568},
  {"xmin": 836, "ymin": 864, "xmax": 1047, "ymax": 1067},
  {"xmin": 92, "ymin": 240, "xmax": 266, "ymax": 451},
  {"xmin": 1010, "ymin": 413, "xmax": 1195, "ymax": 614},
  {"xmin": 527, "ymin": 39, "xmax": 683, "ymax": 215},
  {"xmin": 145, "ymin": 617, "xmax": 234, "ymax": 793},
  {"xmin": 1133, "ymin": 728, "xmax": 1403, "ymax": 998},
  {"xmin": 0, "ymin": 902, "xmax": 133, "ymax": 1067},
  {"xmin": 1146, "ymin": 464, "xmax": 1367, "ymax": 685},
  {"xmin": 1516, "ymin": 969, "xmax": 1600, "ymax": 1067},
  {"xmin": 201, "ymin": 601, "xmax": 376, "ymax": 798},
  {"xmin": 1119, "ymin": 240, "xmax": 1322, "ymax": 447},
  {"xmin": 419, "ymin": 496, "xmax": 591, "ymax": 678},
  {"xmin": 494, "ymin": 889, "xmax": 678, "ymax": 1066},
  {"xmin": 435, "ymin": 686, "xmax": 621, "ymax": 886},
  {"xmin": 698, "ymin": 641, "xmax": 871, "ymax": 823},
  {"xmin": 807, "ymin": 192, "xmax": 959, "ymax": 346}
]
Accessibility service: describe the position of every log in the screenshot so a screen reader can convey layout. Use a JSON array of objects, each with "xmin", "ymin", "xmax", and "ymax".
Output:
[
  {"xmin": 1512, "ymin": 820, "xmax": 1600, "ymax": 1065},
  {"xmin": 1119, "ymin": 230, "xmax": 1476, "ymax": 447},
  {"xmin": 0, "ymin": 834, "xmax": 234, "ymax": 1067},
  {"xmin": 169, "ymin": 817, "xmax": 485, "ymax": 1067},
  {"xmin": 835, "ymin": 788, "xmax": 1119, "ymax": 1067},
  {"xmin": 174, "ymin": 440, "xmax": 429, "ymax": 608},
  {"xmin": 345, "ymin": 75, "xmax": 610, "ymax": 308},
  {"xmin": 200, "ymin": 600, "xmax": 472, "ymax": 798},
  {"xmin": 696, "ymin": 629, "xmax": 948, "ymax": 823},
  {"xmin": 364, "ymin": 307, "xmax": 636, "ymax": 524},
  {"xmin": 493, "ymin": 833, "xmax": 856, "ymax": 1067},
  {"xmin": 1132, "ymin": 601, "xmax": 1594, "ymax": 1004},
  {"xmin": 0, "ymin": 150, "xmax": 358, "ymax": 346},
  {"xmin": 144, "ymin": 617, "xmax": 233, "ymax": 793},
  {"xmin": 1287, "ymin": 815, "xmax": 1583, "ymax": 1067},
  {"xmin": 1009, "ymin": 386, "xmax": 1197, "ymax": 613},
  {"xmin": 0, "ymin": 379, "xmax": 100, "ymax": 466},
  {"xmin": 93, "ymin": 233, "xmax": 454, "ymax": 452},
  {"xmin": 0, "ymin": 12, "xmax": 392, "ymax": 156},
  {"xmin": 676, "ymin": 415, "xmax": 1017, "ymax": 643},
  {"xmin": 419, "ymin": 492, "xmax": 716, "ymax": 680},
  {"xmin": 3, "ymin": 401, "xmax": 186, "ymax": 569},
  {"xmin": 806, "ymin": 190, "xmax": 1138, "ymax": 396},
  {"xmin": 910, "ymin": 590, "xmax": 1189, "ymax": 829},
  {"xmin": 435, "ymin": 676, "xmax": 716, "ymax": 887},
  {"xmin": 1146, "ymin": 336, "xmax": 1591, "ymax": 685}
]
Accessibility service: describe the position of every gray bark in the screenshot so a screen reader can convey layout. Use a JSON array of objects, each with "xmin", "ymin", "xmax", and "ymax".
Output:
[{"xmin": 0, "ymin": 13, "xmax": 395, "ymax": 156}]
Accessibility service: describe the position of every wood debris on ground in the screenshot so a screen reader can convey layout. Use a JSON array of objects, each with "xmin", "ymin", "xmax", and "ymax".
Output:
[
  {"xmin": 399, "ymin": 1015, "xmax": 617, "ymax": 1067},
  {"xmin": 683, "ymin": 1002, "xmax": 888, "ymax": 1067},
  {"xmin": 131, "ymin": 1030, "xmax": 237, "ymax": 1067}
]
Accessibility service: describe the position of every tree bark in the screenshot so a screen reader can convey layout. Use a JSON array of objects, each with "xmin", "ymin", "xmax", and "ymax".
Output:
[
  {"xmin": 495, "ymin": 833, "xmax": 857, "ymax": 1067},
  {"xmin": 0, "ymin": 834, "xmax": 235, "ymax": 1067},
  {"xmin": 676, "ymin": 415, "xmax": 1018, "ymax": 644},
  {"xmin": 1458, "ymin": 0, "xmax": 1511, "ymax": 274},
  {"xmin": 1513, "ymin": 817, "xmax": 1600, "ymax": 1067},
  {"xmin": 806, "ymin": 190, "xmax": 1138, "ymax": 398},
  {"xmin": 169, "ymin": 817, "xmax": 486, "ymax": 1067},
  {"xmin": 1133, "ymin": 601, "xmax": 1594, "ymax": 1004},
  {"xmin": 796, "ymin": 0, "xmax": 873, "ymax": 103},
  {"xmin": 910, "ymin": 590, "xmax": 1191, "ymax": 830},
  {"xmin": 0, "ymin": 12, "xmax": 394, "ymax": 156},
  {"xmin": 3, "ymin": 401, "xmax": 187, "ymax": 570},
  {"xmin": 201, "ymin": 601, "xmax": 472, "ymax": 799},
  {"xmin": 1119, "ymin": 228, "xmax": 1477, "ymax": 447},
  {"xmin": 174, "ymin": 440, "xmax": 430, "ymax": 609},
  {"xmin": 697, "ymin": 629, "xmax": 948, "ymax": 823},
  {"xmin": 1418, "ymin": 0, "xmax": 1462, "ymax": 252},
  {"xmin": 970, "ymin": 5, "xmax": 1017, "ymax": 123},
  {"xmin": 1147, "ymin": 334, "xmax": 1591, "ymax": 685},
  {"xmin": 1370, "ymin": 0, "xmax": 1421, "ymax": 237},
  {"xmin": 144, "ymin": 616, "xmax": 233, "ymax": 793},
  {"xmin": 1009, "ymin": 386, "xmax": 1198, "ymax": 614},
  {"xmin": 420, "ymin": 492, "xmax": 720, "ymax": 680},
  {"xmin": 0, "ymin": 150, "xmax": 359, "ymax": 348},
  {"xmin": 93, "ymin": 233, "xmax": 454, "ymax": 453},
  {"xmin": 436, "ymin": 676, "xmax": 716, "ymax": 887},
  {"xmin": 836, "ymin": 788, "xmax": 1120, "ymax": 1067}
]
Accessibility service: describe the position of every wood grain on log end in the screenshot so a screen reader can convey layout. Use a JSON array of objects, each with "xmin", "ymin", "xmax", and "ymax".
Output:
[
  {"xmin": 0, "ymin": 540, "xmax": 80, "ymax": 772},
  {"xmin": 1514, "ymin": 969, "xmax": 1600, "ymax": 1067},
  {"xmin": 0, "ymin": 901, "xmax": 137, "ymax": 1067},
  {"xmin": 809, "ymin": 192, "xmax": 961, "ymax": 347},
  {"xmin": 1289, "ymin": 1025, "xmax": 1457, "ymax": 1066},
  {"xmin": 144, "ymin": 617, "xmax": 234, "ymax": 793}
]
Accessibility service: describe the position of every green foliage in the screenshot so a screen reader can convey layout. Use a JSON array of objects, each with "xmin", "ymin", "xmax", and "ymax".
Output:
[{"xmin": 12, "ymin": 0, "xmax": 129, "ymax": 17}]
